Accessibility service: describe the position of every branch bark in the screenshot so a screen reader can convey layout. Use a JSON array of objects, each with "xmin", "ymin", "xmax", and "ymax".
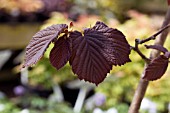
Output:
[{"xmin": 128, "ymin": 6, "xmax": 170, "ymax": 113}]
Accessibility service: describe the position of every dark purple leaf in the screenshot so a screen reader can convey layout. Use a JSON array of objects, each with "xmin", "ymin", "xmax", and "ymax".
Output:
[
  {"xmin": 145, "ymin": 44, "xmax": 168, "ymax": 53},
  {"xmin": 49, "ymin": 35, "xmax": 71, "ymax": 70},
  {"xmin": 22, "ymin": 24, "xmax": 68, "ymax": 68},
  {"xmin": 168, "ymin": 0, "xmax": 170, "ymax": 5},
  {"xmin": 92, "ymin": 21, "xmax": 131, "ymax": 66},
  {"xmin": 143, "ymin": 55, "xmax": 169, "ymax": 81},
  {"xmin": 69, "ymin": 21, "xmax": 131, "ymax": 85},
  {"xmin": 69, "ymin": 31, "xmax": 112, "ymax": 85}
]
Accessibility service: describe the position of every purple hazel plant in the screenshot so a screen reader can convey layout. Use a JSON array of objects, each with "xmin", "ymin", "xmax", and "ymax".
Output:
[
  {"xmin": 22, "ymin": 21, "xmax": 170, "ymax": 85},
  {"xmin": 22, "ymin": 21, "xmax": 131, "ymax": 85},
  {"xmin": 143, "ymin": 44, "xmax": 170, "ymax": 80},
  {"xmin": 22, "ymin": 18, "xmax": 170, "ymax": 113},
  {"xmin": 22, "ymin": 1, "xmax": 170, "ymax": 112}
]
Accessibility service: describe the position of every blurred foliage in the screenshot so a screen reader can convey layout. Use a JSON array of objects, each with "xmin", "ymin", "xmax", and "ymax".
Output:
[
  {"xmin": 18, "ymin": 95, "xmax": 75, "ymax": 113},
  {"xmin": 0, "ymin": 98, "xmax": 21, "ymax": 113},
  {"xmin": 0, "ymin": 0, "xmax": 167, "ymax": 23},
  {"xmin": 0, "ymin": 0, "xmax": 43, "ymax": 13},
  {"xmin": 0, "ymin": 0, "xmax": 71, "ymax": 14},
  {"xmin": 70, "ymin": 0, "xmax": 167, "ymax": 22},
  {"xmin": 146, "ymin": 75, "xmax": 170, "ymax": 111},
  {"xmin": 0, "ymin": 95, "xmax": 75, "ymax": 113},
  {"xmin": 0, "ymin": 0, "xmax": 72, "ymax": 22},
  {"xmin": 69, "ymin": 0, "xmax": 136, "ymax": 22},
  {"xmin": 41, "ymin": 12, "xmax": 102, "ymax": 30},
  {"xmin": 28, "ymin": 58, "xmax": 76, "ymax": 89},
  {"xmin": 96, "ymin": 0, "xmax": 136, "ymax": 22},
  {"xmin": 115, "ymin": 103, "xmax": 129, "ymax": 113}
]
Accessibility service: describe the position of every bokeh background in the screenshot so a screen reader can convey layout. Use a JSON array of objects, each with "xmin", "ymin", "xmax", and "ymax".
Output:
[{"xmin": 0, "ymin": 0, "xmax": 170, "ymax": 113}]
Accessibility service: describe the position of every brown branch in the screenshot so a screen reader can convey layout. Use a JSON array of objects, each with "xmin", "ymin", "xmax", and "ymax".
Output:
[
  {"xmin": 131, "ymin": 39, "xmax": 150, "ymax": 63},
  {"xmin": 131, "ymin": 24, "xmax": 170, "ymax": 63},
  {"xmin": 128, "ymin": 6, "xmax": 170, "ymax": 113},
  {"xmin": 138, "ymin": 24, "xmax": 170, "ymax": 44}
]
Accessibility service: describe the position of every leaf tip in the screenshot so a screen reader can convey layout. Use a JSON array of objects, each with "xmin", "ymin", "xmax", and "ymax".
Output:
[
  {"xmin": 142, "ymin": 55, "xmax": 169, "ymax": 81},
  {"xmin": 69, "ymin": 22, "xmax": 74, "ymax": 28}
]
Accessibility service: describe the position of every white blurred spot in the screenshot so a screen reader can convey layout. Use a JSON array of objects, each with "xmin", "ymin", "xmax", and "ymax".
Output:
[
  {"xmin": 0, "ymin": 104, "xmax": 5, "ymax": 112},
  {"xmin": 140, "ymin": 98, "xmax": 157, "ymax": 113},
  {"xmin": 19, "ymin": 109, "xmax": 29, "ymax": 113}
]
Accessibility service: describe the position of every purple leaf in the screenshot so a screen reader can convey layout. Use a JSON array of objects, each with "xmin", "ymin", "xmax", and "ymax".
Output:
[
  {"xmin": 92, "ymin": 21, "xmax": 131, "ymax": 65},
  {"xmin": 22, "ymin": 24, "xmax": 68, "ymax": 68},
  {"xmin": 145, "ymin": 44, "xmax": 168, "ymax": 53},
  {"xmin": 143, "ymin": 55, "xmax": 169, "ymax": 81},
  {"xmin": 69, "ymin": 31, "xmax": 112, "ymax": 85},
  {"xmin": 168, "ymin": 0, "xmax": 170, "ymax": 5},
  {"xmin": 69, "ymin": 21, "xmax": 131, "ymax": 85},
  {"xmin": 50, "ymin": 35, "xmax": 71, "ymax": 70}
]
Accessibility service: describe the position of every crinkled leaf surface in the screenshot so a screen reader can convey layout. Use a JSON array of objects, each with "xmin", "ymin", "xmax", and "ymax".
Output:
[
  {"xmin": 23, "ymin": 24, "xmax": 68, "ymax": 68},
  {"xmin": 50, "ymin": 35, "xmax": 71, "ymax": 70},
  {"xmin": 145, "ymin": 44, "xmax": 168, "ymax": 53},
  {"xmin": 92, "ymin": 21, "xmax": 131, "ymax": 65},
  {"xmin": 69, "ymin": 21, "xmax": 131, "ymax": 85},
  {"xmin": 143, "ymin": 55, "xmax": 169, "ymax": 81}
]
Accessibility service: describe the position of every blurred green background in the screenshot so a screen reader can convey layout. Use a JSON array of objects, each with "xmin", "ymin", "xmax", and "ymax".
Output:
[{"xmin": 0, "ymin": 0, "xmax": 170, "ymax": 113}]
